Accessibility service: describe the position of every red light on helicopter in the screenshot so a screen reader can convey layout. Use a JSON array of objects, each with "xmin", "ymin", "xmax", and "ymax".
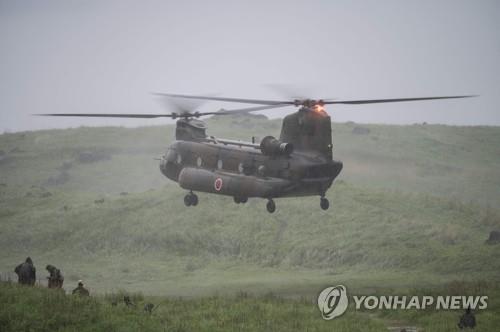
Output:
[{"xmin": 314, "ymin": 104, "xmax": 325, "ymax": 113}]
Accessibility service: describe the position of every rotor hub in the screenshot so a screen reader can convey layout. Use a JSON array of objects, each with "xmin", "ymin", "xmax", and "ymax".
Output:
[{"xmin": 294, "ymin": 99, "xmax": 325, "ymax": 108}]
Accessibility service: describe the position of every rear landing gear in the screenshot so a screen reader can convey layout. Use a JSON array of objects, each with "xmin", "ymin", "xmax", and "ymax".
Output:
[
  {"xmin": 233, "ymin": 196, "xmax": 248, "ymax": 204},
  {"xmin": 320, "ymin": 197, "xmax": 329, "ymax": 210},
  {"xmin": 266, "ymin": 199, "xmax": 276, "ymax": 213},
  {"xmin": 184, "ymin": 192, "xmax": 198, "ymax": 207}
]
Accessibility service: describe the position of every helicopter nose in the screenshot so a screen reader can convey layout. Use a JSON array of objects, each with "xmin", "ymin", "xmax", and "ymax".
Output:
[{"xmin": 160, "ymin": 152, "xmax": 181, "ymax": 181}]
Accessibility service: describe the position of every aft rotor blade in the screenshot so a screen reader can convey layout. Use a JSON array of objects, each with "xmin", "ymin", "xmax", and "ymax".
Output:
[
  {"xmin": 153, "ymin": 92, "xmax": 293, "ymax": 105},
  {"xmin": 325, "ymin": 95, "xmax": 477, "ymax": 105},
  {"xmin": 213, "ymin": 104, "xmax": 290, "ymax": 115}
]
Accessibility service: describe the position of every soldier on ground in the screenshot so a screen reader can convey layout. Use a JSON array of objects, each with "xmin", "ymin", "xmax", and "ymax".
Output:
[
  {"xmin": 72, "ymin": 280, "xmax": 90, "ymax": 296},
  {"xmin": 46, "ymin": 264, "xmax": 64, "ymax": 289},
  {"xmin": 14, "ymin": 257, "xmax": 36, "ymax": 286},
  {"xmin": 124, "ymin": 295, "xmax": 136, "ymax": 307},
  {"xmin": 458, "ymin": 307, "xmax": 476, "ymax": 329},
  {"xmin": 144, "ymin": 303, "xmax": 158, "ymax": 314}
]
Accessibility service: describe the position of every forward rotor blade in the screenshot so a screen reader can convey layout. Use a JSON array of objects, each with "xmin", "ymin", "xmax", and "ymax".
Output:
[
  {"xmin": 153, "ymin": 92, "xmax": 293, "ymax": 105},
  {"xmin": 325, "ymin": 95, "xmax": 477, "ymax": 105},
  {"xmin": 35, "ymin": 113, "xmax": 175, "ymax": 118},
  {"xmin": 34, "ymin": 104, "xmax": 290, "ymax": 119}
]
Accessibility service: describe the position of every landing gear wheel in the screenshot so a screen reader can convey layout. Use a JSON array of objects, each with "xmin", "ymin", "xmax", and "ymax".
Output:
[
  {"xmin": 184, "ymin": 194, "xmax": 192, "ymax": 207},
  {"xmin": 234, "ymin": 196, "xmax": 248, "ymax": 204},
  {"xmin": 184, "ymin": 192, "xmax": 198, "ymax": 207},
  {"xmin": 320, "ymin": 197, "xmax": 329, "ymax": 210},
  {"xmin": 266, "ymin": 199, "xmax": 276, "ymax": 213},
  {"xmin": 191, "ymin": 193, "xmax": 198, "ymax": 206}
]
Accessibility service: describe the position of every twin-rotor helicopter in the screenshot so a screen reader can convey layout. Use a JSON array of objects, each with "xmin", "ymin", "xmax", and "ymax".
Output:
[{"xmin": 40, "ymin": 92, "xmax": 474, "ymax": 213}]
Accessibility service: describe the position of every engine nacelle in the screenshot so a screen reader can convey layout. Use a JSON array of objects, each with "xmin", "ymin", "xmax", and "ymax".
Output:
[{"xmin": 259, "ymin": 136, "xmax": 293, "ymax": 156}]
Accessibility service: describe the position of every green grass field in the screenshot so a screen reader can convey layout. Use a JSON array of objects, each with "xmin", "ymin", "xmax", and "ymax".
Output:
[
  {"xmin": 1, "ymin": 115, "xmax": 499, "ymax": 331},
  {"xmin": 1, "ymin": 281, "xmax": 499, "ymax": 332}
]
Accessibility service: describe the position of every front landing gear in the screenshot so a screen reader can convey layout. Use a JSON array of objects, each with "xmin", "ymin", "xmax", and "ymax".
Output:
[
  {"xmin": 266, "ymin": 199, "xmax": 276, "ymax": 213},
  {"xmin": 320, "ymin": 197, "xmax": 329, "ymax": 210},
  {"xmin": 184, "ymin": 192, "xmax": 198, "ymax": 207}
]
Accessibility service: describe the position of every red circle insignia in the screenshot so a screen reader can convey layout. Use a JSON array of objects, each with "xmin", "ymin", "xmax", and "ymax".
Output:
[{"xmin": 214, "ymin": 178, "xmax": 223, "ymax": 191}]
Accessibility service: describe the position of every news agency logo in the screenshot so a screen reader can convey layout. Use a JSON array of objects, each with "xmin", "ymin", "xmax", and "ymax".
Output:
[
  {"xmin": 318, "ymin": 285, "xmax": 488, "ymax": 321},
  {"xmin": 317, "ymin": 285, "xmax": 349, "ymax": 320}
]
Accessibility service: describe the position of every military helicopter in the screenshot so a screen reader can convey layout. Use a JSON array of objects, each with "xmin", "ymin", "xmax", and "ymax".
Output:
[{"xmin": 39, "ymin": 93, "xmax": 474, "ymax": 213}]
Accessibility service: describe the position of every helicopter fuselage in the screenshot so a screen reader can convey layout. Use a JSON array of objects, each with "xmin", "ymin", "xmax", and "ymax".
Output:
[
  {"xmin": 160, "ymin": 139, "xmax": 343, "ymax": 200},
  {"xmin": 159, "ymin": 109, "xmax": 343, "ymax": 209}
]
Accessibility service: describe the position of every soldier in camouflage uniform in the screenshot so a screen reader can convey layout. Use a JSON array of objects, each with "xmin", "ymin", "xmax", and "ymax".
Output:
[
  {"xmin": 72, "ymin": 280, "xmax": 90, "ymax": 296},
  {"xmin": 124, "ymin": 295, "xmax": 136, "ymax": 307},
  {"xmin": 14, "ymin": 257, "xmax": 36, "ymax": 286},
  {"xmin": 458, "ymin": 307, "xmax": 476, "ymax": 329},
  {"xmin": 46, "ymin": 264, "xmax": 64, "ymax": 289}
]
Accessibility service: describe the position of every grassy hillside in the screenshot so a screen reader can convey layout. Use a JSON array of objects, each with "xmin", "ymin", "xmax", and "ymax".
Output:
[
  {"xmin": 1, "ymin": 116, "xmax": 499, "ymax": 203},
  {"xmin": 1, "ymin": 281, "xmax": 499, "ymax": 332},
  {"xmin": 0, "ymin": 282, "xmax": 388, "ymax": 332},
  {"xmin": 1, "ymin": 116, "xmax": 500, "ymax": 330},
  {"xmin": 1, "ymin": 180, "xmax": 499, "ymax": 295}
]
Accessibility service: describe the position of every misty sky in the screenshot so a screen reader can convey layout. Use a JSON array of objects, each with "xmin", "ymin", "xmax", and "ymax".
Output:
[{"xmin": 1, "ymin": 0, "xmax": 499, "ymax": 132}]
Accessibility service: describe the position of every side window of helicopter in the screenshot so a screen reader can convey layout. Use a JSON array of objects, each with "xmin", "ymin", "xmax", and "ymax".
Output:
[
  {"xmin": 217, "ymin": 159, "xmax": 223, "ymax": 170},
  {"xmin": 196, "ymin": 156, "xmax": 203, "ymax": 167},
  {"xmin": 176, "ymin": 152, "xmax": 182, "ymax": 164}
]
